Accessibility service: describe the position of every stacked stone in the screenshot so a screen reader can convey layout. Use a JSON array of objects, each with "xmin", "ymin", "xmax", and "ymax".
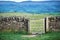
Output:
[{"xmin": 0, "ymin": 16, "xmax": 29, "ymax": 32}]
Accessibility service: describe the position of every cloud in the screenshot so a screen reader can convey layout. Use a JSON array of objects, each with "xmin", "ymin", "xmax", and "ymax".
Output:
[
  {"xmin": 32, "ymin": 0, "xmax": 60, "ymax": 1},
  {"xmin": 0, "ymin": 0, "xmax": 60, "ymax": 2},
  {"xmin": 12, "ymin": 0, "xmax": 27, "ymax": 2},
  {"xmin": 32, "ymin": 0, "xmax": 48, "ymax": 1},
  {"xmin": 0, "ymin": 0, "xmax": 28, "ymax": 2}
]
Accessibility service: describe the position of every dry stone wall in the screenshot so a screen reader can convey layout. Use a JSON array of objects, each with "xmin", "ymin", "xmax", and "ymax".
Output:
[
  {"xmin": 0, "ymin": 16, "xmax": 28, "ymax": 32},
  {"xmin": 48, "ymin": 16, "xmax": 60, "ymax": 31}
]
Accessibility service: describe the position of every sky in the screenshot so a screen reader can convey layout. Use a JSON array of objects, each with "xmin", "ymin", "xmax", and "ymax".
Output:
[{"xmin": 0, "ymin": 0, "xmax": 60, "ymax": 2}]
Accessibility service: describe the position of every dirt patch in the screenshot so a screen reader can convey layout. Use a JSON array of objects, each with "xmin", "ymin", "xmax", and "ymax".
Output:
[{"xmin": 21, "ymin": 35, "xmax": 37, "ymax": 37}]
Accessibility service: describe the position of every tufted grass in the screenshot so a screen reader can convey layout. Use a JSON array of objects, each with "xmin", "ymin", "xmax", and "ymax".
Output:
[{"xmin": 0, "ymin": 31, "xmax": 60, "ymax": 40}]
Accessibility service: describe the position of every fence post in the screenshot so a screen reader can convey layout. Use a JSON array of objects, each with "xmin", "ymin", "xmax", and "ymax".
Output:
[
  {"xmin": 46, "ymin": 17, "xmax": 49, "ymax": 32},
  {"xmin": 44, "ymin": 18, "xmax": 46, "ymax": 33}
]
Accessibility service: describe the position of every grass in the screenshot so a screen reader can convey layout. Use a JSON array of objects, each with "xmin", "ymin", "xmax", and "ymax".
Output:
[
  {"xmin": 0, "ymin": 13, "xmax": 60, "ymax": 40},
  {"xmin": 0, "ymin": 31, "xmax": 60, "ymax": 40},
  {"xmin": 22, "ymin": 31, "xmax": 60, "ymax": 40},
  {"xmin": 0, "ymin": 32, "xmax": 22, "ymax": 40}
]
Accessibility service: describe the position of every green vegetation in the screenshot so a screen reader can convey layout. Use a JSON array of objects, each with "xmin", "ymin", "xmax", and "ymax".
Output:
[
  {"xmin": 30, "ymin": 19, "xmax": 45, "ymax": 33},
  {"xmin": 0, "ymin": 31, "xmax": 60, "ymax": 40},
  {"xmin": 0, "ymin": 13, "xmax": 60, "ymax": 40},
  {"xmin": 0, "ymin": 32, "xmax": 22, "ymax": 40}
]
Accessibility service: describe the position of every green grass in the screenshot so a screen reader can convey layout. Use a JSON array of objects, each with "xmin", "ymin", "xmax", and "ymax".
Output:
[
  {"xmin": 30, "ymin": 19, "xmax": 44, "ymax": 33},
  {"xmin": 0, "ymin": 13, "xmax": 60, "ymax": 40},
  {"xmin": 0, "ymin": 32, "xmax": 22, "ymax": 40},
  {"xmin": 21, "ymin": 31, "xmax": 60, "ymax": 40},
  {"xmin": 0, "ymin": 31, "xmax": 60, "ymax": 40}
]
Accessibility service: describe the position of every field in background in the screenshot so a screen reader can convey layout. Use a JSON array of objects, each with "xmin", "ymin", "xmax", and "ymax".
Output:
[{"xmin": 0, "ymin": 12, "xmax": 59, "ymax": 18}]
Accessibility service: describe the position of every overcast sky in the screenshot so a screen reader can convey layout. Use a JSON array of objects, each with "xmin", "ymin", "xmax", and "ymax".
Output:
[{"xmin": 0, "ymin": 0, "xmax": 60, "ymax": 2}]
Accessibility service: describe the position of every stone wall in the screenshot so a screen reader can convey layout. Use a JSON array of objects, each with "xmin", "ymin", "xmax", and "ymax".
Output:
[
  {"xmin": 48, "ymin": 16, "xmax": 60, "ymax": 31},
  {"xmin": 0, "ymin": 16, "xmax": 29, "ymax": 32}
]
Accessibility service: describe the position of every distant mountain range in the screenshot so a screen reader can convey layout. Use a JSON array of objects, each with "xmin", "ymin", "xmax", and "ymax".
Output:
[{"xmin": 0, "ymin": 1, "xmax": 60, "ymax": 13}]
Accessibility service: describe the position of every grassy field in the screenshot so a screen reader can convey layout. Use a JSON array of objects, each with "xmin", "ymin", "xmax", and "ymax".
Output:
[
  {"xmin": 0, "ymin": 13, "xmax": 60, "ymax": 40},
  {"xmin": 0, "ymin": 31, "xmax": 60, "ymax": 40}
]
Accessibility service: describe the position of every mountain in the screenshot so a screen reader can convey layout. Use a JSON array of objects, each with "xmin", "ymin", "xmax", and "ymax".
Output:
[{"xmin": 0, "ymin": 1, "xmax": 60, "ymax": 13}]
